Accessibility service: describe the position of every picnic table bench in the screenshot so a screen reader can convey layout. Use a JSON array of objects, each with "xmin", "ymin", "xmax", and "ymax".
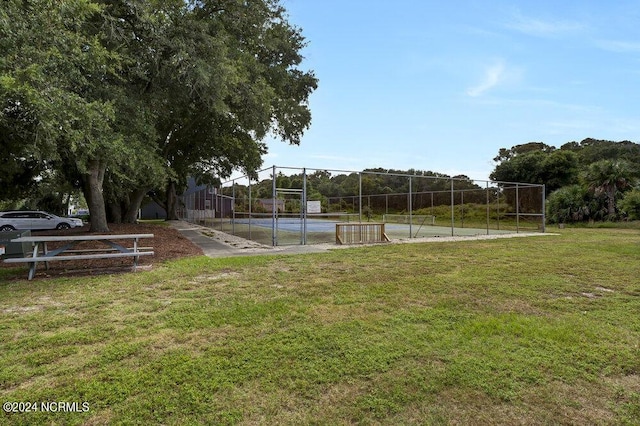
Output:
[{"xmin": 3, "ymin": 234, "xmax": 154, "ymax": 280}]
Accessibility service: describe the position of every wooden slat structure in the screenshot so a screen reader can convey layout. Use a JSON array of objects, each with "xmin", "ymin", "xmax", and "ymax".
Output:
[
  {"xmin": 335, "ymin": 223, "xmax": 390, "ymax": 245},
  {"xmin": 3, "ymin": 234, "xmax": 154, "ymax": 280}
]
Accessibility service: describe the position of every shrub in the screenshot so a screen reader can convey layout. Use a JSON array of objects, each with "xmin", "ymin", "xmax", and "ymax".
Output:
[
  {"xmin": 618, "ymin": 189, "xmax": 640, "ymax": 220},
  {"xmin": 546, "ymin": 185, "xmax": 592, "ymax": 224}
]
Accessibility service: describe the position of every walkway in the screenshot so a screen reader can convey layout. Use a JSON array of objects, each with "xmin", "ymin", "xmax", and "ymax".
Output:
[
  {"xmin": 169, "ymin": 220, "xmax": 555, "ymax": 259},
  {"xmin": 168, "ymin": 221, "xmax": 329, "ymax": 258}
]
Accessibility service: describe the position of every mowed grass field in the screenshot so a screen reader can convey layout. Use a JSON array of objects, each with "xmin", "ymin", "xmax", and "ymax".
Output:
[{"xmin": 1, "ymin": 228, "xmax": 639, "ymax": 425}]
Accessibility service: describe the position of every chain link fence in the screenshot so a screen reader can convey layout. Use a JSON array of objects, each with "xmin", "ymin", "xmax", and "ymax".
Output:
[{"xmin": 178, "ymin": 166, "xmax": 546, "ymax": 246}]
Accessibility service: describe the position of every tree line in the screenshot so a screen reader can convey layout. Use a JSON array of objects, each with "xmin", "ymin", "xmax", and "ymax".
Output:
[
  {"xmin": 490, "ymin": 139, "xmax": 640, "ymax": 222},
  {"xmin": 1, "ymin": 0, "xmax": 317, "ymax": 231},
  {"xmin": 2, "ymin": 4, "xmax": 638, "ymax": 227},
  {"xmin": 224, "ymin": 138, "xmax": 639, "ymax": 222},
  {"xmin": 225, "ymin": 169, "xmax": 498, "ymax": 215}
]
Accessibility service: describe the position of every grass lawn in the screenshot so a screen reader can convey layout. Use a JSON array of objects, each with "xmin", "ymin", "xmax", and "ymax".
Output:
[{"xmin": 1, "ymin": 227, "xmax": 639, "ymax": 424}]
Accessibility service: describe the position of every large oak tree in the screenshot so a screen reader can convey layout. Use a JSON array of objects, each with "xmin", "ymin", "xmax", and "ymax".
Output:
[
  {"xmin": 1, "ymin": 0, "xmax": 317, "ymax": 230},
  {"xmin": 1, "ymin": 0, "xmax": 121, "ymax": 231},
  {"xmin": 98, "ymin": 0, "xmax": 317, "ymax": 220}
]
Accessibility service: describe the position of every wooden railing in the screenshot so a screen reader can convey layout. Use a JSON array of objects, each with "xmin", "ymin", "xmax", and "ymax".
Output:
[{"xmin": 335, "ymin": 223, "xmax": 390, "ymax": 245}]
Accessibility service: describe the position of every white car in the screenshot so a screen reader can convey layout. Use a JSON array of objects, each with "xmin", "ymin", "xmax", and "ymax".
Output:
[{"xmin": 0, "ymin": 211, "xmax": 84, "ymax": 232}]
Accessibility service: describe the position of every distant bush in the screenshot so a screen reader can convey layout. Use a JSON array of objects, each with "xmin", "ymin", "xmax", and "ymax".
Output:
[
  {"xmin": 618, "ymin": 189, "xmax": 640, "ymax": 220},
  {"xmin": 546, "ymin": 185, "xmax": 591, "ymax": 224},
  {"xmin": 414, "ymin": 203, "xmax": 512, "ymax": 221}
]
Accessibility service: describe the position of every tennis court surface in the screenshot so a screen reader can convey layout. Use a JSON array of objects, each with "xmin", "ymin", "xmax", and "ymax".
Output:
[{"xmin": 213, "ymin": 215, "xmax": 527, "ymax": 246}]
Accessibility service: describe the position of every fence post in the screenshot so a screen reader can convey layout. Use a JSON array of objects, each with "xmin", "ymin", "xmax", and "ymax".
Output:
[
  {"xmin": 516, "ymin": 183, "xmax": 520, "ymax": 233},
  {"xmin": 272, "ymin": 165, "xmax": 277, "ymax": 246},
  {"xmin": 408, "ymin": 176, "xmax": 413, "ymax": 238},
  {"xmin": 541, "ymin": 184, "xmax": 546, "ymax": 233},
  {"xmin": 303, "ymin": 168, "xmax": 307, "ymax": 245},
  {"xmin": 486, "ymin": 181, "xmax": 490, "ymax": 235},
  {"xmin": 232, "ymin": 183, "xmax": 236, "ymax": 235},
  {"xmin": 450, "ymin": 178, "xmax": 455, "ymax": 236},
  {"xmin": 219, "ymin": 186, "xmax": 223, "ymax": 232},
  {"xmin": 358, "ymin": 172, "xmax": 362, "ymax": 223},
  {"xmin": 461, "ymin": 190, "xmax": 464, "ymax": 229}
]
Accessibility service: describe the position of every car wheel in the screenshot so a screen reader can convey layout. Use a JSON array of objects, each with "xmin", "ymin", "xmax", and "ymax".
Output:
[
  {"xmin": 0, "ymin": 225, "xmax": 16, "ymax": 232},
  {"xmin": 56, "ymin": 223, "xmax": 71, "ymax": 230}
]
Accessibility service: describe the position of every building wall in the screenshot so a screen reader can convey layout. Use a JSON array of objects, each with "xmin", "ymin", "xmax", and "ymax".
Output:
[{"xmin": 141, "ymin": 178, "xmax": 233, "ymax": 220}]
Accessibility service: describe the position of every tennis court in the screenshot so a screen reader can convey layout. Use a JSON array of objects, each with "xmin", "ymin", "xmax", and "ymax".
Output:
[
  {"xmin": 218, "ymin": 214, "xmax": 520, "ymax": 246},
  {"xmin": 179, "ymin": 165, "xmax": 546, "ymax": 246}
]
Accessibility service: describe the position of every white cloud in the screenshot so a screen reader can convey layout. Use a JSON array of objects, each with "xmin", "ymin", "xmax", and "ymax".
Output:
[
  {"xmin": 595, "ymin": 39, "xmax": 640, "ymax": 53},
  {"xmin": 467, "ymin": 62, "xmax": 506, "ymax": 97},
  {"xmin": 544, "ymin": 119, "xmax": 595, "ymax": 135},
  {"xmin": 608, "ymin": 118, "xmax": 640, "ymax": 135},
  {"xmin": 506, "ymin": 12, "xmax": 584, "ymax": 37}
]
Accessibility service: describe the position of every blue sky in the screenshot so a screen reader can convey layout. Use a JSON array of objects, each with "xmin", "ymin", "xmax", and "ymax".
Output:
[{"xmin": 262, "ymin": 0, "xmax": 640, "ymax": 180}]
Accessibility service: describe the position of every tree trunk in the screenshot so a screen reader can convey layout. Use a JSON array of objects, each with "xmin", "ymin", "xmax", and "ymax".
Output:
[
  {"xmin": 166, "ymin": 180, "xmax": 179, "ymax": 220},
  {"xmin": 606, "ymin": 187, "xmax": 617, "ymax": 218},
  {"xmin": 83, "ymin": 159, "xmax": 110, "ymax": 233},
  {"xmin": 108, "ymin": 201, "xmax": 122, "ymax": 224},
  {"xmin": 63, "ymin": 193, "xmax": 71, "ymax": 216},
  {"xmin": 123, "ymin": 188, "xmax": 148, "ymax": 223}
]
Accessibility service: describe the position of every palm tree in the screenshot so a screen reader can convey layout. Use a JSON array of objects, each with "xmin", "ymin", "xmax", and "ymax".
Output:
[{"xmin": 583, "ymin": 160, "xmax": 635, "ymax": 219}]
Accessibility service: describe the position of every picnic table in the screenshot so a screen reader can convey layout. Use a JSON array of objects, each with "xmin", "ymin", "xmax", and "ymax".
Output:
[{"xmin": 3, "ymin": 234, "xmax": 154, "ymax": 280}]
